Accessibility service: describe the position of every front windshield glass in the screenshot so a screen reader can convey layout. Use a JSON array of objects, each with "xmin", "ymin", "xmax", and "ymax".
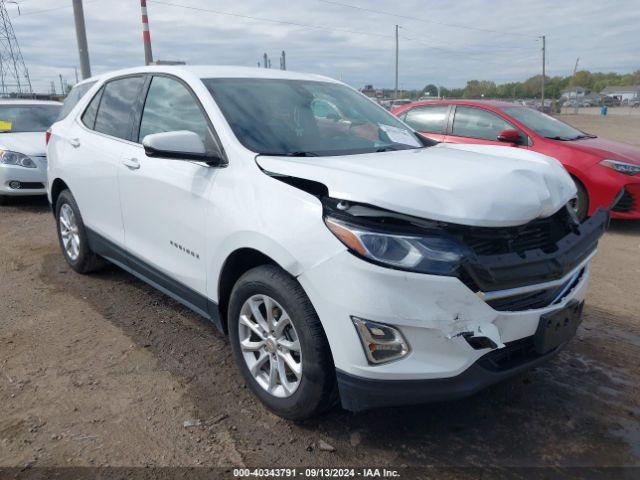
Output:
[
  {"xmin": 203, "ymin": 78, "xmax": 423, "ymax": 156},
  {"xmin": 0, "ymin": 105, "xmax": 61, "ymax": 133},
  {"xmin": 501, "ymin": 106, "xmax": 590, "ymax": 140}
]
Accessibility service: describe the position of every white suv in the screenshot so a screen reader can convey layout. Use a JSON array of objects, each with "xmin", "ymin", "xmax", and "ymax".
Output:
[{"xmin": 47, "ymin": 66, "xmax": 608, "ymax": 419}]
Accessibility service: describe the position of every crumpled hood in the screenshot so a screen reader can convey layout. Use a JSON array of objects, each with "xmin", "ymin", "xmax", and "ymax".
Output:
[
  {"xmin": 257, "ymin": 143, "xmax": 576, "ymax": 227},
  {"xmin": 0, "ymin": 132, "xmax": 46, "ymax": 156}
]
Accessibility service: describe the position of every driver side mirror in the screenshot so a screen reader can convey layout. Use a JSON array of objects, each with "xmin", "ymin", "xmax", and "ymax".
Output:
[
  {"xmin": 142, "ymin": 130, "xmax": 224, "ymax": 165},
  {"xmin": 497, "ymin": 129, "xmax": 522, "ymax": 145}
]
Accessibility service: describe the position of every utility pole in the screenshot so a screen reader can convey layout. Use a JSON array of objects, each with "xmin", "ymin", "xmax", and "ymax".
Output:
[
  {"xmin": 140, "ymin": 0, "xmax": 153, "ymax": 65},
  {"xmin": 281, "ymin": 50, "xmax": 286, "ymax": 71},
  {"xmin": 571, "ymin": 57, "xmax": 580, "ymax": 114},
  {"xmin": 540, "ymin": 35, "xmax": 546, "ymax": 109},
  {"xmin": 75, "ymin": 67, "xmax": 79, "ymax": 84},
  {"xmin": 72, "ymin": 0, "xmax": 91, "ymax": 79},
  {"xmin": 0, "ymin": 0, "xmax": 33, "ymax": 94},
  {"xmin": 394, "ymin": 24, "xmax": 399, "ymax": 100},
  {"xmin": 263, "ymin": 53, "xmax": 268, "ymax": 69},
  {"xmin": 59, "ymin": 74, "xmax": 64, "ymax": 95}
]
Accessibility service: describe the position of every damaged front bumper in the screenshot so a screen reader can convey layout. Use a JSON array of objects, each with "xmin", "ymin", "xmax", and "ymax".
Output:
[{"xmin": 298, "ymin": 209, "xmax": 607, "ymax": 412}]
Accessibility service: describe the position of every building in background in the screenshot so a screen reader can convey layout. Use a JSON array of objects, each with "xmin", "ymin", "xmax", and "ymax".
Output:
[{"xmin": 600, "ymin": 85, "xmax": 640, "ymax": 104}]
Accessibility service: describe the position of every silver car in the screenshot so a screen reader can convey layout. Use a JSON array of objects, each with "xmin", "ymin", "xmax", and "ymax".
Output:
[{"xmin": 0, "ymin": 100, "xmax": 62, "ymax": 205}]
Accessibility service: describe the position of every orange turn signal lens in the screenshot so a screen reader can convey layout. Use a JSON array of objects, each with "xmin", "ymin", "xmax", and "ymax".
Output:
[{"xmin": 324, "ymin": 218, "xmax": 368, "ymax": 257}]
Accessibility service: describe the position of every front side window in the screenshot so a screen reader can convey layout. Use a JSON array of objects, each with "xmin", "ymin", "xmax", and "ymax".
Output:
[
  {"xmin": 403, "ymin": 105, "xmax": 449, "ymax": 133},
  {"xmin": 139, "ymin": 76, "xmax": 215, "ymax": 151},
  {"xmin": 451, "ymin": 106, "xmax": 513, "ymax": 141},
  {"xmin": 0, "ymin": 105, "xmax": 61, "ymax": 133},
  {"xmin": 59, "ymin": 81, "xmax": 96, "ymax": 120},
  {"xmin": 94, "ymin": 76, "xmax": 145, "ymax": 140},
  {"xmin": 203, "ymin": 78, "xmax": 423, "ymax": 157}
]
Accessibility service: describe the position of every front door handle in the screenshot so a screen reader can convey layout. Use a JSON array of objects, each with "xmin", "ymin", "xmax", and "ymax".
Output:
[
  {"xmin": 69, "ymin": 138, "xmax": 81, "ymax": 148},
  {"xmin": 122, "ymin": 158, "xmax": 140, "ymax": 170}
]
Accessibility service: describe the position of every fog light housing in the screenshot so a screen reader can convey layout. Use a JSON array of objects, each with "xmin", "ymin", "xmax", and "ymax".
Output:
[
  {"xmin": 9, "ymin": 181, "xmax": 21, "ymax": 189},
  {"xmin": 351, "ymin": 317, "xmax": 410, "ymax": 364}
]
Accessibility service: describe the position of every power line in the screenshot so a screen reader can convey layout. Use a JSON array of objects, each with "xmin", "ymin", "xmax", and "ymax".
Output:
[
  {"xmin": 12, "ymin": 0, "xmax": 99, "ymax": 18},
  {"xmin": 318, "ymin": 0, "xmax": 540, "ymax": 39},
  {"xmin": 148, "ymin": 0, "xmax": 392, "ymax": 39},
  {"xmin": 148, "ymin": 0, "xmax": 538, "ymax": 62}
]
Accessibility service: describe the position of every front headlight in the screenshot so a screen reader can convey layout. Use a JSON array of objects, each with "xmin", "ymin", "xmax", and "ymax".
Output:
[
  {"xmin": 600, "ymin": 159, "xmax": 640, "ymax": 176},
  {"xmin": 0, "ymin": 150, "xmax": 36, "ymax": 168},
  {"xmin": 324, "ymin": 216, "xmax": 469, "ymax": 275}
]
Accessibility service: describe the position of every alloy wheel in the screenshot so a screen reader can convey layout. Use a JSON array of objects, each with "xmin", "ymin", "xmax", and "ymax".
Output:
[
  {"xmin": 238, "ymin": 294, "xmax": 302, "ymax": 398},
  {"xmin": 59, "ymin": 203, "xmax": 81, "ymax": 261}
]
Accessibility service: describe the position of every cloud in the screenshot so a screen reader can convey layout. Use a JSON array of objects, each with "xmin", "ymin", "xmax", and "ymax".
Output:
[{"xmin": 8, "ymin": 0, "xmax": 640, "ymax": 93}]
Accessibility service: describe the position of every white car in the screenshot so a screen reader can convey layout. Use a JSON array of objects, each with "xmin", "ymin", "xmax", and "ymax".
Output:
[
  {"xmin": 0, "ymin": 100, "xmax": 61, "ymax": 204},
  {"xmin": 46, "ymin": 66, "xmax": 608, "ymax": 419}
]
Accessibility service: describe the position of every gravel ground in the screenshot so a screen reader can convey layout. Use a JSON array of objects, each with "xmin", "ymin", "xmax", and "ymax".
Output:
[{"xmin": 1, "ymin": 115, "xmax": 639, "ymax": 474}]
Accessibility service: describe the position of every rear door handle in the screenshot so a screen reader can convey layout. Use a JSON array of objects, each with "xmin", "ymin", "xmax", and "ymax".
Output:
[
  {"xmin": 122, "ymin": 158, "xmax": 140, "ymax": 170},
  {"xmin": 69, "ymin": 138, "xmax": 81, "ymax": 148}
]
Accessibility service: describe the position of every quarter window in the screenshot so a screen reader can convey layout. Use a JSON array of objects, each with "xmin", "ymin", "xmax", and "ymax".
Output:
[
  {"xmin": 139, "ymin": 76, "xmax": 214, "ymax": 150},
  {"xmin": 81, "ymin": 87, "xmax": 103, "ymax": 130},
  {"xmin": 403, "ymin": 105, "xmax": 449, "ymax": 133},
  {"xmin": 451, "ymin": 106, "xmax": 514, "ymax": 141},
  {"xmin": 59, "ymin": 81, "xmax": 96, "ymax": 120},
  {"xmin": 93, "ymin": 76, "xmax": 145, "ymax": 140}
]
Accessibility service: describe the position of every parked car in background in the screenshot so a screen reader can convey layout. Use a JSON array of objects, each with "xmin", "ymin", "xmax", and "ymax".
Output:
[
  {"xmin": 47, "ymin": 66, "xmax": 606, "ymax": 419},
  {"xmin": 0, "ymin": 100, "xmax": 62, "ymax": 205},
  {"xmin": 393, "ymin": 99, "xmax": 640, "ymax": 220},
  {"xmin": 389, "ymin": 98, "xmax": 412, "ymax": 109}
]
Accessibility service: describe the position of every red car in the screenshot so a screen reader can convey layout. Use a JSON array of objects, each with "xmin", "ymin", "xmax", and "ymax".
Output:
[{"xmin": 392, "ymin": 100, "xmax": 640, "ymax": 220}]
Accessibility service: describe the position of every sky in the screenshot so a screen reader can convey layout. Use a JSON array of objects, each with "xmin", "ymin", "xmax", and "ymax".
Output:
[{"xmin": 7, "ymin": 0, "xmax": 640, "ymax": 94}]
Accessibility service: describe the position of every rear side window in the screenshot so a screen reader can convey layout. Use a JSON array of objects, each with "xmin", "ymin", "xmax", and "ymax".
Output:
[
  {"xmin": 404, "ymin": 105, "xmax": 449, "ymax": 133},
  {"xmin": 81, "ymin": 87, "xmax": 103, "ymax": 129},
  {"xmin": 451, "ymin": 106, "xmax": 513, "ymax": 140},
  {"xmin": 59, "ymin": 81, "xmax": 96, "ymax": 120},
  {"xmin": 138, "ymin": 76, "xmax": 214, "ymax": 149},
  {"xmin": 93, "ymin": 76, "xmax": 145, "ymax": 140}
]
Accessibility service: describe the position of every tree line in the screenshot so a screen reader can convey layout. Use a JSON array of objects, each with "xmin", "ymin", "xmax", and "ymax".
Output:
[{"xmin": 413, "ymin": 70, "xmax": 640, "ymax": 100}]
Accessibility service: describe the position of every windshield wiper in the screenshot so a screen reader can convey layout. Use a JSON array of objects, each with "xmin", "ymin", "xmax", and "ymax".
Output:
[
  {"xmin": 573, "ymin": 134, "xmax": 597, "ymax": 140},
  {"xmin": 259, "ymin": 151, "xmax": 319, "ymax": 157},
  {"xmin": 375, "ymin": 145, "xmax": 402, "ymax": 152},
  {"xmin": 545, "ymin": 136, "xmax": 572, "ymax": 141},
  {"xmin": 284, "ymin": 151, "xmax": 319, "ymax": 157}
]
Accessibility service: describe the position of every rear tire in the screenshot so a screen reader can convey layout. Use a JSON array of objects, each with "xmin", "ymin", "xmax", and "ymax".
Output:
[
  {"xmin": 0, "ymin": 195, "xmax": 8, "ymax": 206},
  {"xmin": 55, "ymin": 189, "xmax": 104, "ymax": 274},
  {"xmin": 228, "ymin": 265, "xmax": 337, "ymax": 420},
  {"xmin": 569, "ymin": 179, "xmax": 589, "ymax": 221}
]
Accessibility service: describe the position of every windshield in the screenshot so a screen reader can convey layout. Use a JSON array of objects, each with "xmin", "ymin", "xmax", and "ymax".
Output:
[
  {"xmin": 0, "ymin": 105, "xmax": 61, "ymax": 133},
  {"xmin": 203, "ymin": 78, "xmax": 423, "ymax": 156},
  {"xmin": 501, "ymin": 106, "xmax": 590, "ymax": 140}
]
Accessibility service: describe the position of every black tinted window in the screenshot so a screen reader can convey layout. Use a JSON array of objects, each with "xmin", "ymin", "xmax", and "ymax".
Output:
[
  {"xmin": 139, "ymin": 76, "xmax": 213, "ymax": 149},
  {"xmin": 81, "ymin": 87, "xmax": 103, "ymax": 129},
  {"xmin": 59, "ymin": 81, "xmax": 96, "ymax": 119},
  {"xmin": 404, "ymin": 105, "xmax": 449, "ymax": 133},
  {"xmin": 451, "ymin": 106, "xmax": 513, "ymax": 140},
  {"xmin": 94, "ymin": 76, "xmax": 145, "ymax": 140}
]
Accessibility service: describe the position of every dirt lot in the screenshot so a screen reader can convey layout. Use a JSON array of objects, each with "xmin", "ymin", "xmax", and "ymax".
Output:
[{"xmin": 1, "ymin": 115, "xmax": 639, "ymax": 475}]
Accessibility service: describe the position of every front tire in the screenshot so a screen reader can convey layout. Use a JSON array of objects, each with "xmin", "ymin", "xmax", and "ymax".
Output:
[
  {"xmin": 0, "ymin": 195, "xmax": 8, "ymax": 206},
  {"xmin": 55, "ymin": 189, "xmax": 103, "ymax": 274},
  {"xmin": 569, "ymin": 179, "xmax": 589, "ymax": 221},
  {"xmin": 228, "ymin": 265, "xmax": 336, "ymax": 420}
]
